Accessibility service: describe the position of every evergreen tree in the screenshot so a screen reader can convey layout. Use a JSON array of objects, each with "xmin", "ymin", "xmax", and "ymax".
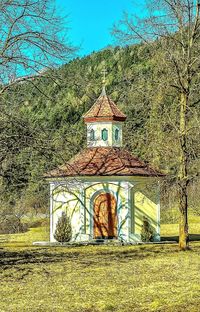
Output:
[
  {"xmin": 54, "ymin": 212, "xmax": 72, "ymax": 243},
  {"xmin": 141, "ymin": 217, "xmax": 155, "ymax": 242}
]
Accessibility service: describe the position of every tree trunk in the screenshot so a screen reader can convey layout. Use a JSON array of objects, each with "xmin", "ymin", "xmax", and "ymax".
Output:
[
  {"xmin": 179, "ymin": 181, "xmax": 189, "ymax": 250},
  {"xmin": 178, "ymin": 93, "xmax": 189, "ymax": 250}
]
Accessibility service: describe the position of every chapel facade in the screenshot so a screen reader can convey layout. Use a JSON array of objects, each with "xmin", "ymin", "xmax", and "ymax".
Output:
[{"xmin": 46, "ymin": 86, "xmax": 162, "ymax": 243}]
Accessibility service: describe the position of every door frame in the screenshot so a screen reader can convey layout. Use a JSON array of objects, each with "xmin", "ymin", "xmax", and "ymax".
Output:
[{"xmin": 91, "ymin": 190, "xmax": 118, "ymax": 239}]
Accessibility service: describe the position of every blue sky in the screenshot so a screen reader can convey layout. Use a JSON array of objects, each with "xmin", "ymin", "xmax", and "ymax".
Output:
[{"xmin": 56, "ymin": 0, "xmax": 144, "ymax": 57}]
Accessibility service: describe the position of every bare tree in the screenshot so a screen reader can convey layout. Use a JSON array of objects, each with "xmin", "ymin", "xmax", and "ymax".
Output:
[
  {"xmin": 0, "ymin": 0, "xmax": 75, "ymax": 94},
  {"xmin": 112, "ymin": 0, "xmax": 200, "ymax": 250},
  {"xmin": 0, "ymin": 0, "xmax": 76, "ymax": 224}
]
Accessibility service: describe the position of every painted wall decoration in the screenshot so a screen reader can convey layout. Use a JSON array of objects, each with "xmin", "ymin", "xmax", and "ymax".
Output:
[{"xmin": 49, "ymin": 178, "xmax": 160, "ymax": 243}]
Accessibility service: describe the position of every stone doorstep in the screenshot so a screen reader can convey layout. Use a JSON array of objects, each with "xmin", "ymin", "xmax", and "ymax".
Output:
[
  {"xmin": 32, "ymin": 240, "xmax": 177, "ymax": 247},
  {"xmin": 32, "ymin": 240, "xmax": 122, "ymax": 247}
]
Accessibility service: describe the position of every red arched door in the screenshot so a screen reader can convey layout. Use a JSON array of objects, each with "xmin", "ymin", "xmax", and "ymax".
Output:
[{"xmin": 93, "ymin": 193, "xmax": 117, "ymax": 239}]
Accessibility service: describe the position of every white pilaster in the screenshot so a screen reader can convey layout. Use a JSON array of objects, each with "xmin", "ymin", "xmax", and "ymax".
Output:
[{"xmin": 49, "ymin": 182, "xmax": 55, "ymax": 242}]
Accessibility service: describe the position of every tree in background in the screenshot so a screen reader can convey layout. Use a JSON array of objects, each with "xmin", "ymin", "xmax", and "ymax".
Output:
[
  {"xmin": 0, "ymin": 0, "xmax": 74, "ymax": 92},
  {"xmin": 112, "ymin": 0, "xmax": 200, "ymax": 250},
  {"xmin": 0, "ymin": 0, "xmax": 75, "ymax": 224}
]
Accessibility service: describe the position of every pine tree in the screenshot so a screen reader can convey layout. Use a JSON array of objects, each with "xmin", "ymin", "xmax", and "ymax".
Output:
[
  {"xmin": 54, "ymin": 212, "xmax": 72, "ymax": 243},
  {"xmin": 141, "ymin": 217, "xmax": 155, "ymax": 242}
]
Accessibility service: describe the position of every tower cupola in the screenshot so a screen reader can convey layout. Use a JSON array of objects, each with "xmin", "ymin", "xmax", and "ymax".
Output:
[{"xmin": 83, "ymin": 87, "xmax": 126, "ymax": 148}]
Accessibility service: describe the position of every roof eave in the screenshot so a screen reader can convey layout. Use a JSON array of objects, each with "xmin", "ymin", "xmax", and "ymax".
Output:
[
  {"xmin": 83, "ymin": 116, "xmax": 127, "ymax": 123},
  {"xmin": 44, "ymin": 172, "xmax": 165, "ymax": 179}
]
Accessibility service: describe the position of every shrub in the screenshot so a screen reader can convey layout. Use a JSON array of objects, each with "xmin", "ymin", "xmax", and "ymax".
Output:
[
  {"xmin": 0, "ymin": 215, "xmax": 28, "ymax": 234},
  {"xmin": 54, "ymin": 212, "xmax": 72, "ymax": 243},
  {"xmin": 141, "ymin": 217, "xmax": 155, "ymax": 242}
]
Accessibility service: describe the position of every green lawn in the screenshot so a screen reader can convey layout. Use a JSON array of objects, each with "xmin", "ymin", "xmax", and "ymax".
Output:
[
  {"xmin": 0, "ymin": 226, "xmax": 49, "ymax": 247},
  {"xmin": 161, "ymin": 214, "xmax": 200, "ymax": 241},
  {"xmin": 0, "ymin": 216, "xmax": 200, "ymax": 312},
  {"xmin": 1, "ymin": 212, "xmax": 200, "ymax": 246},
  {"xmin": 0, "ymin": 243, "xmax": 200, "ymax": 312}
]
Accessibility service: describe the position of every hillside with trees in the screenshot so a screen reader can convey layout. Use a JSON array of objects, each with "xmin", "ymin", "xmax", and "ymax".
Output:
[{"xmin": 1, "ymin": 42, "xmax": 200, "ymax": 232}]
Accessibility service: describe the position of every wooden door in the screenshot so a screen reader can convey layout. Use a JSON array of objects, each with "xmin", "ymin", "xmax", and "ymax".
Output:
[{"xmin": 93, "ymin": 193, "xmax": 117, "ymax": 239}]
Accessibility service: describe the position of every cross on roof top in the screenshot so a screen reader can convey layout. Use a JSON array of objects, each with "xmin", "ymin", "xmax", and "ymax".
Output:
[
  {"xmin": 101, "ymin": 66, "xmax": 107, "ymax": 96},
  {"xmin": 101, "ymin": 67, "xmax": 107, "ymax": 85}
]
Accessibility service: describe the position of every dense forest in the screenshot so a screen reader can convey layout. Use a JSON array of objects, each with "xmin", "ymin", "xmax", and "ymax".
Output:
[{"xmin": 1, "ymin": 42, "xmax": 200, "ymax": 231}]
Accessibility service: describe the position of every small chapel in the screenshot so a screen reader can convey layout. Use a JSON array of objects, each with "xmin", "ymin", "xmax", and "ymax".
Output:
[{"xmin": 46, "ymin": 83, "xmax": 163, "ymax": 243}]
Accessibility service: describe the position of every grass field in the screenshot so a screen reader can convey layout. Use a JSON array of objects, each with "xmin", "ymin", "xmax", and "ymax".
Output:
[
  {"xmin": 0, "ymin": 243, "xmax": 200, "ymax": 312},
  {"xmin": 0, "ymin": 215, "xmax": 200, "ymax": 312},
  {"xmin": 1, "ymin": 213, "xmax": 200, "ymax": 246}
]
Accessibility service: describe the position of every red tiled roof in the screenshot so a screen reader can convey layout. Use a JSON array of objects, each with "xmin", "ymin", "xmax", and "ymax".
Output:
[
  {"xmin": 45, "ymin": 147, "xmax": 163, "ymax": 178},
  {"xmin": 83, "ymin": 92, "xmax": 126, "ymax": 122}
]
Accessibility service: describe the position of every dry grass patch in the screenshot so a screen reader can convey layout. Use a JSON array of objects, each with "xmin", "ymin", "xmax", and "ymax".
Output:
[
  {"xmin": 0, "ymin": 243, "xmax": 200, "ymax": 312},
  {"xmin": 0, "ymin": 215, "xmax": 199, "ymax": 311}
]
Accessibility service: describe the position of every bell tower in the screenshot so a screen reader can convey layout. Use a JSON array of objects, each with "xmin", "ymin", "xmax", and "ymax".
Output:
[{"xmin": 83, "ymin": 86, "xmax": 126, "ymax": 148}]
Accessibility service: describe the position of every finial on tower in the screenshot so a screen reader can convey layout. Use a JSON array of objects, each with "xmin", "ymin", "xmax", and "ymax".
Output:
[{"xmin": 101, "ymin": 65, "xmax": 107, "ymax": 96}]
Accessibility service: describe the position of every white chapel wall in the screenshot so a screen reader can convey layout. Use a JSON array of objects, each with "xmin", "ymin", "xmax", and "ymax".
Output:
[
  {"xmin": 50, "ymin": 182, "xmax": 84, "ymax": 242},
  {"xmin": 50, "ymin": 178, "xmax": 160, "ymax": 243},
  {"xmin": 131, "ymin": 181, "xmax": 160, "ymax": 241}
]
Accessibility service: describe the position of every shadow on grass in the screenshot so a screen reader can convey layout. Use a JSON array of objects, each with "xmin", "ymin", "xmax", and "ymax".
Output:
[
  {"xmin": 161, "ymin": 234, "xmax": 200, "ymax": 242},
  {"xmin": 0, "ymin": 244, "xmax": 182, "ymax": 268}
]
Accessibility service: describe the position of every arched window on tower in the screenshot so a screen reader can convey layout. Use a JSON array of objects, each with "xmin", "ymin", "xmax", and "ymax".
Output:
[
  {"xmin": 115, "ymin": 128, "xmax": 119, "ymax": 141},
  {"xmin": 102, "ymin": 128, "xmax": 108, "ymax": 141},
  {"xmin": 90, "ymin": 129, "xmax": 95, "ymax": 141}
]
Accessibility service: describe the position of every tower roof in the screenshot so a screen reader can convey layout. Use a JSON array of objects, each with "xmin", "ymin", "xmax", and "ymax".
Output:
[{"xmin": 83, "ymin": 88, "xmax": 127, "ymax": 122}]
